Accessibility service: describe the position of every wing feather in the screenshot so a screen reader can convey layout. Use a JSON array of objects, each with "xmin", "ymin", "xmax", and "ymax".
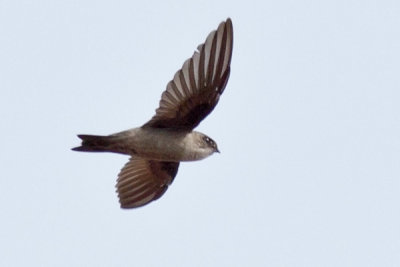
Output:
[
  {"xmin": 116, "ymin": 157, "xmax": 179, "ymax": 209},
  {"xmin": 143, "ymin": 18, "xmax": 233, "ymax": 130}
]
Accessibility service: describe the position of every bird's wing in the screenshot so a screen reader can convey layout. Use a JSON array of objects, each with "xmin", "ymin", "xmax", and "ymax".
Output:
[
  {"xmin": 142, "ymin": 18, "xmax": 233, "ymax": 130},
  {"xmin": 116, "ymin": 157, "xmax": 179, "ymax": 209}
]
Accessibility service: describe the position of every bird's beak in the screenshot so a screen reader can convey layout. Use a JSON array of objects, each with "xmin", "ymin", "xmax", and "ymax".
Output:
[{"xmin": 215, "ymin": 148, "xmax": 220, "ymax": 153}]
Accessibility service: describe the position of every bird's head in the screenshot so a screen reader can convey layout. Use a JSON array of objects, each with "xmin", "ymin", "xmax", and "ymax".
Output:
[{"xmin": 199, "ymin": 134, "xmax": 220, "ymax": 154}]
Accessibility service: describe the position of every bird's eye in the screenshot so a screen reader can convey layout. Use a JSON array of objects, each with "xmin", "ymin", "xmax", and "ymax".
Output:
[{"xmin": 203, "ymin": 136, "xmax": 212, "ymax": 144}]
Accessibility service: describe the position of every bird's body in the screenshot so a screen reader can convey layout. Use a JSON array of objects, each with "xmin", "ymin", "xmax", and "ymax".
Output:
[
  {"xmin": 73, "ymin": 18, "xmax": 233, "ymax": 209},
  {"xmin": 74, "ymin": 128, "xmax": 216, "ymax": 162}
]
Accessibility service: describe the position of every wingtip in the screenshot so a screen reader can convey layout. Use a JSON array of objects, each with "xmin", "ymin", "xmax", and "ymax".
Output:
[
  {"xmin": 225, "ymin": 18, "xmax": 233, "ymax": 27},
  {"xmin": 225, "ymin": 18, "xmax": 233, "ymax": 34}
]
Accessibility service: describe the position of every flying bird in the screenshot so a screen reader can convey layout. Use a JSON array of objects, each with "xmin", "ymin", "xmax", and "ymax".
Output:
[{"xmin": 73, "ymin": 18, "xmax": 233, "ymax": 209}]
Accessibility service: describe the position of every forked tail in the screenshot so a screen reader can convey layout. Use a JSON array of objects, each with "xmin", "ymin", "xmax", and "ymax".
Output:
[{"xmin": 72, "ymin": 134, "xmax": 121, "ymax": 153}]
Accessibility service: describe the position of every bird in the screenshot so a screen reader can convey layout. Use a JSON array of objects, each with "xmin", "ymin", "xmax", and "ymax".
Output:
[{"xmin": 72, "ymin": 18, "xmax": 233, "ymax": 209}]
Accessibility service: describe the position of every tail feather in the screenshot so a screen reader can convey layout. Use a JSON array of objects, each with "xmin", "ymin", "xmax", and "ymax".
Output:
[{"xmin": 72, "ymin": 134, "xmax": 119, "ymax": 152}]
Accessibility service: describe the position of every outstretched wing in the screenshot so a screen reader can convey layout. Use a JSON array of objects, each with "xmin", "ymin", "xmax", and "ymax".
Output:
[
  {"xmin": 116, "ymin": 157, "xmax": 179, "ymax": 209},
  {"xmin": 143, "ymin": 18, "xmax": 233, "ymax": 130}
]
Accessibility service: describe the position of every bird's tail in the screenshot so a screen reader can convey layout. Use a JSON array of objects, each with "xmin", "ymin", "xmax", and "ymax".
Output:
[{"xmin": 72, "ymin": 134, "xmax": 123, "ymax": 153}]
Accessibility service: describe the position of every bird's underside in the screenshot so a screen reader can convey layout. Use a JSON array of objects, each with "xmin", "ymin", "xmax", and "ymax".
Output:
[{"xmin": 73, "ymin": 18, "xmax": 233, "ymax": 209}]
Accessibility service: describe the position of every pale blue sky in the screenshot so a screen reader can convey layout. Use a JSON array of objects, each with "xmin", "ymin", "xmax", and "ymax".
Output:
[{"xmin": 1, "ymin": 0, "xmax": 399, "ymax": 266}]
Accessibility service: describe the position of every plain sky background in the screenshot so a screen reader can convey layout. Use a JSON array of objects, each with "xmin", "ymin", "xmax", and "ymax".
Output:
[{"xmin": 1, "ymin": 0, "xmax": 399, "ymax": 266}]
